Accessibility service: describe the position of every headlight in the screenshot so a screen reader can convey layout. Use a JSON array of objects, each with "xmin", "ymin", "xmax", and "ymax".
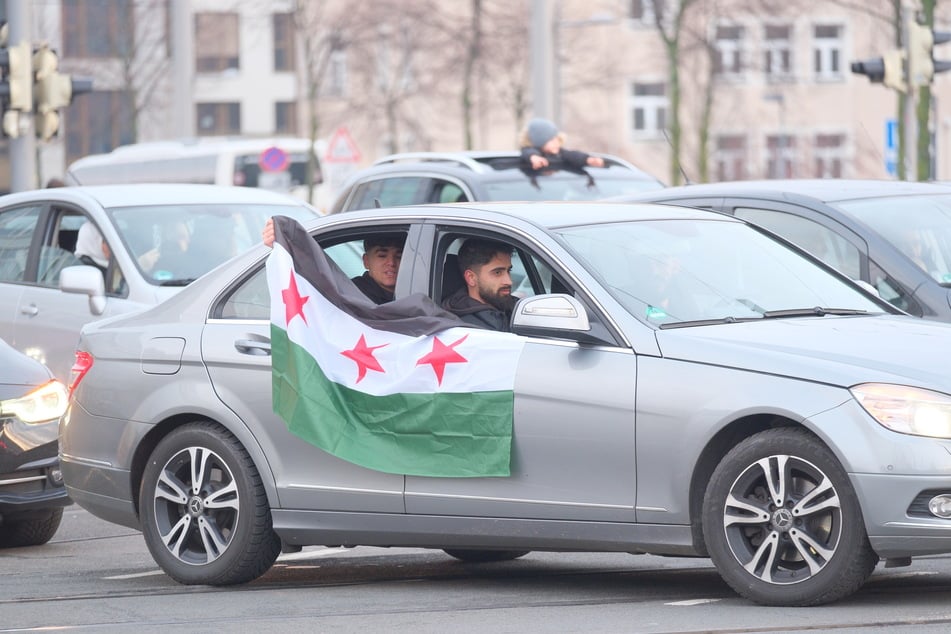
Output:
[
  {"xmin": 851, "ymin": 383, "xmax": 951, "ymax": 439},
  {"xmin": 0, "ymin": 380, "xmax": 69, "ymax": 424}
]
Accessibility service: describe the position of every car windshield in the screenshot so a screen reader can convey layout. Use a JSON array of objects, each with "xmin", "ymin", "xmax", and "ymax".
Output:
[
  {"xmin": 556, "ymin": 218, "xmax": 885, "ymax": 327},
  {"xmin": 110, "ymin": 203, "xmax": 312, "ymax": 285},
  {"xmin": 835, "ymin": 194, "xmax": 951, "ymax": 286},
  {"xmin": 484, "ymin": 170, "xmax": 663, "ymax": 202}
]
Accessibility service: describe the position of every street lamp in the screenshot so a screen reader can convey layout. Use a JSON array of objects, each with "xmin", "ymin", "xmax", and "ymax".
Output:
[{"xmin": 530, "ymin": 1, "xmax": 615, "ymax": 123}]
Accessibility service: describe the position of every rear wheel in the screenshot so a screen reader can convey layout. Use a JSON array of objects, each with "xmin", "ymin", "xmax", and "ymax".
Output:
[
  {"xmin": 139, "ymin": 421, "xmax": 281, "ymax": 585},
  {"xmin": 702, "ymin": 427, "xmax": 878, "ymax": 606},
  {"xmin": 0, "ymin": 507, "xmax": 63, "ymax": 547},
  {"xmin": 443, "ymin": 549, "xmax": 530, "ymax": 563}
]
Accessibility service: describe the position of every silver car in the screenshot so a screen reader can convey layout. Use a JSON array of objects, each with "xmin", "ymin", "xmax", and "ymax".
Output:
[
  {"xmin": 0, "ymin": 184, "xmax": 318, "ymax": 381},
  {"xmin": 61, "ymin": 202, "xmax": 951, "ymax": 606}
]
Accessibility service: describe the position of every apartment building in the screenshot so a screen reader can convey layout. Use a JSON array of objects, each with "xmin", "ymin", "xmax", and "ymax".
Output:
[{"xmin": 3, "ymin": 0, "xmax": 949, "ymax": 192}]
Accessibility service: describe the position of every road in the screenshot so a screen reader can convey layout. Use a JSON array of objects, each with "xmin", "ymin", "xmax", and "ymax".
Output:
[{"xmin": 4, "ymin": 504, "xmax": 951, "ymax": 632}]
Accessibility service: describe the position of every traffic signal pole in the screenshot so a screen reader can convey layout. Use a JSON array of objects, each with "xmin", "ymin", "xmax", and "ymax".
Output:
[
  {"xmin": 902, "ymin": 4, "xmax": 917, "ymax": 179},
  {"xmin": 7, "ymin": 0, "xmax": 35, "ymax": 191}
]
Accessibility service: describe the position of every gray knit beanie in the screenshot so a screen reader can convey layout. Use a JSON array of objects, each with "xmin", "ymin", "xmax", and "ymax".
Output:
[{"xmin": 527, "ymin": 118, "xmax": 559, "ymax": 147}]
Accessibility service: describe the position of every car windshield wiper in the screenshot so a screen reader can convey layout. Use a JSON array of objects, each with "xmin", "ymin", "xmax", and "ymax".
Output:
[
  {"xmin": 659, "ymin": 316, "xmax": 760, "ymax": 329},
  {"xmin": 761, "ymin": 307, "xmax": 869, "ymax": 319},
  {"xmin": 156, "ymin": 278, "xmax": 198, "ymax": 286}
]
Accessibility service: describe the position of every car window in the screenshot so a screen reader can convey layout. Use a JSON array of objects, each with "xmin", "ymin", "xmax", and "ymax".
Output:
[
  {"xmin": 869, "ymin": 257, "xmax": 922, "ymax": 316},
  {"xmin": 0, "ymin": 205, "xmax": 42, "ymax": 283},
  {"xmin": 218, "ymin": 229, "xmax": 408, "ymax": 320},
  {"xmin": 734, "ymin": 207, "xmax": 862, "ymax": 280},
  {"xmin": 348, "ymin": 177, "xmax": 426, "ymax": 211},
  {"xmin": 435, "ymin": 181, "xmax": 467, "ymax": 203}
]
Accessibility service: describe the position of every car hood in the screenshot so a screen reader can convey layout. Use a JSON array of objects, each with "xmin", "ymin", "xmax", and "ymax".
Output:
[
  {"xmin": 0, "ymin": 340, "xmax": 53, "ymax": 400},
  {"xmin": 655, "ymin": 314, "xmax": 951, "ymax": 392}
]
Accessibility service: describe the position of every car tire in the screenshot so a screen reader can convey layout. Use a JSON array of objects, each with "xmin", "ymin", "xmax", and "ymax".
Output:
[
  {"xmin": 443, "ymin": 549, "xmax": 530, "ymax": 563},
  {"xmin": 139, "ymin": 421, "xmax": 281, "ymax": 585},
  {"xmin": 702, "ymin": 427, "xmax": 878, "ymax": 606},
  {"xmin": 0, "ymin": 507, "xmax": 63, "ymax": 547}
]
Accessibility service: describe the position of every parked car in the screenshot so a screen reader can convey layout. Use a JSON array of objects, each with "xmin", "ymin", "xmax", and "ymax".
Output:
[
  {"xmin": 0, "ymin": 337, "xmax": 69, "ymax": 547},
  {"xmin": 617, "ymin": 179, "xmax": 951, "ymax": 321},
  {"xmin": 62, "ymin": 201, "xmax": 951, "ymax": 606},
  {"xmin": 329, "ymin": 150, "xmax": 664, "ymax": 213},
  {"xmin": 0, "ymin": 183, "xmax": 318, "ymax": 381}
]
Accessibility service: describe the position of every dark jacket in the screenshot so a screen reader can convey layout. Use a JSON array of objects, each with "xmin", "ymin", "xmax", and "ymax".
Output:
[
  {"xmin": 351, "ymin": 272, "xmax": 394, "ymax": 305},
  {"xmin": 519, "ymin": 147, "xmax": 593, "ymax": 172},
  {"xmin": 441, "ymin": 286, "xmax": 511, "ymax": 332}
]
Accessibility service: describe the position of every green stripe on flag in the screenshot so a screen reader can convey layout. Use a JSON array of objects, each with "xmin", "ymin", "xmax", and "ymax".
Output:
[{"xmin": 271, "ymin": 326, "xmax": 513, "ymax": 477}]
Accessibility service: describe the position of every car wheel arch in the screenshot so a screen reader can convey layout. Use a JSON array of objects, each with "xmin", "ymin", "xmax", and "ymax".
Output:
[
  {"xmin": 129, "ymin": 413, "xmax": 280, "ymax": 519},
  {"xmin": 687, "ymin": 414, "xmax": 802, "ymax": 555}
]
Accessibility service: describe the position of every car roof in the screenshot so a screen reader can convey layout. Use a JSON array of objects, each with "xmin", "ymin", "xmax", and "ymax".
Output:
[
  {"xmin": 315, "ymin": 200, "xmax": 735, "ymax": 231},
  {"xmin": 621, "ymin": 178, "xmax": 951, "ymax": 204},
  {"xmin": 0, "ymin": 183, "xmax": 311, "ymax": 209},
  {"xmin": 346, "ymin": 150, "xmax": 663, "ymax": 185}
]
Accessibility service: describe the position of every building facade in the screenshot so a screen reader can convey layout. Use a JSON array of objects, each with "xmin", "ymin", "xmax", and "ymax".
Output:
[{"xmin": 3, "ymin": 0, "xmax": 949, "ymax": 193}]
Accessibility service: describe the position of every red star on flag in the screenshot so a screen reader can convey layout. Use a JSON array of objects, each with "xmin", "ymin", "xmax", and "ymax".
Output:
[
  {"xmin": 282, "ymin": 272, "xmax": 310, "ymax": 326},
  {"xmin": 341, "ymin": 334, "xmax": 388, "ymax": 383},
  {"xmin": 417, "ymin": 334, "xmax": 469, "ymax": 385}
]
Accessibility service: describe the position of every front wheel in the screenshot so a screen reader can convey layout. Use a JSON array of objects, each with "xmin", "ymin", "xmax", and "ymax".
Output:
[
  {"xmin": 0, "ymin": 507, "xmax": 63, "ymax": 547},
  {"xmin": 139, "ymin": 421, "xmax": 281, "ymax": 585},
  {"xmin": 702, "ymin": 427, "xmax": 878, "ymax": 606}
]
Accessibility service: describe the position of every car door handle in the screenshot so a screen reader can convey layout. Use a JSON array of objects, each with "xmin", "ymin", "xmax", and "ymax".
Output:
[
  {"xmin": 234, "ymin": 338, "xmax": 271, "ymax": 356},
  {"xmin": 20, "ymin": 303, "xmax": 39, "ymax": 316}
]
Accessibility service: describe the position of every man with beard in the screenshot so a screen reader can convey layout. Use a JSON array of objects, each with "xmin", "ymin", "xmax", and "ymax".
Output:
[{"xmin": 441, "ymin": 238, "xmax": 515, "ymax": 331}]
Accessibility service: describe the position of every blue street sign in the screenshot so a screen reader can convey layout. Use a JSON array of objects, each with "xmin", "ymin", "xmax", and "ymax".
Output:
[{"xmin": 885, "ymin": 118, "xmax": 897, "ymax": 176}]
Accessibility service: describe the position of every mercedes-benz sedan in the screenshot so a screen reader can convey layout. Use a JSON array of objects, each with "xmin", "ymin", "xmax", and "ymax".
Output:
[{"xmin": 61, "ymin": 201, "xmax": 951, "ymax": 606}]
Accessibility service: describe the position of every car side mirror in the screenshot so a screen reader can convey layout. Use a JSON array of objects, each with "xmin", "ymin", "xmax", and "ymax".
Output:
[
  {"xmin": 512, "ymin": 293, "xmax": 590, "ymax": 332},
  {"xmin": 59, "ymin": 265, "xmax": 107, "ymax": 315}
]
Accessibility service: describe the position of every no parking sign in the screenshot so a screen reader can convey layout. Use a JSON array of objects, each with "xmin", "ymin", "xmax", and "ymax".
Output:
[{"xmin": 259, "ymin": 146, "xmax": 290, "ymax": 172}]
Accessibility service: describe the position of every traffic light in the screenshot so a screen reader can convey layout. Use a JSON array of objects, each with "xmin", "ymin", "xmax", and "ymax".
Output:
[
  {"xmin": 851, "ymin": 49, "xmax": 907, "ymax": 93},
  {"xmin": 906, "ymin": 19, "xmax": 951, "ymax": 88},
  {"xmin": 0, "ymin": 35, "xmax": 33, "ymax": 137},
  {"xmin": 31, "ymin": 44, "xmax": 92, "ymax": 141}
]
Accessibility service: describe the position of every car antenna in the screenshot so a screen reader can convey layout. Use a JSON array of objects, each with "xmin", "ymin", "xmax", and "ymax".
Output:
[{"xmin": 662, "ymin": 129, "xmax": 694, "ymax": 185}]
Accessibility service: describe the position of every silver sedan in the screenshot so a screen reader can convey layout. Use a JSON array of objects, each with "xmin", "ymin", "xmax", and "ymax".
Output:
[{"xmin": 61, "ymin": 201, "xmax": 951, "ymax": 606}]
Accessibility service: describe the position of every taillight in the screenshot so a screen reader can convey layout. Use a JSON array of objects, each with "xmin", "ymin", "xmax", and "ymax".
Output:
[{"xmin": 69, "ymin": 350, "xmax": 94, "ymax": 397}]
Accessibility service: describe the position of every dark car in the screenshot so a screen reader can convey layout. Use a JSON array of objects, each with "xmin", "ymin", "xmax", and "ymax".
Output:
[
  {"xmin": 329, "ymin": 150, "xmax": 664, "ymax": 213},
  {"xmin": 0, "ymin": 337, "xmax": 69, "ymax": 547},
  {"xmin": 619, "ymin": 179, "xmax": 951, "ymax": 321}
]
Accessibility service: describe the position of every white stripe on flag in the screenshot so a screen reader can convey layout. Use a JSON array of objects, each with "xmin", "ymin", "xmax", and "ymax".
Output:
[{"xmin": 268, "ymin": 244, "xmax": 524, "ymax": 396}]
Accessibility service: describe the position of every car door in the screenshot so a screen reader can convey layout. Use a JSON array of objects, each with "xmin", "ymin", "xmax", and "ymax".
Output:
[
  {"xmin": 403, "ymin": 224, "xmax": 638, "ymax": 522},
  {"xmin": 12, "ymin": 208, "xmax": 129, "ymax": 381},
  {"xmin": 202, "ymin": 223, "xmax": 420, "ymax": 514},
  {"xmin": 0, "ymin": 203, "xmax": 41, "ymax": 350}
]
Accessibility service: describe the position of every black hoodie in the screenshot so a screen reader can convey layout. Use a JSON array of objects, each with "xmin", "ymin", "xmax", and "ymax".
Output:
[{"xmin": 441, "ymin": 286, "xmax": 511, "ymax": 332}]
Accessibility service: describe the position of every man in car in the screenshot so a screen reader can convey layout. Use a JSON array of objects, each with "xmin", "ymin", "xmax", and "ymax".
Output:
[
  {"xmin": 441, "ymin": 238, "xmax": 515, "ymax": 331},
  {"xmin": 261, "ymin": 217, "xmax": 403, "ymax": 305}
]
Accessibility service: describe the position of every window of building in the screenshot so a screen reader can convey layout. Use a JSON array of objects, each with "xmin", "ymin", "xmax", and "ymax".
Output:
[
  {"xmin": 65, "ymin": 90, "xmax": 135, "ymax": 163},
  {"xmin": 814, "ymin": 133, "xmax": 845, "ymax": 178},
  {"xmin": 63, "ymin": 0, "xmax": 134, "ymax": 58},
  {"xmin": 275, "ymin": 102, "xmax": 298, "ymax": 135},
  {"xmin": 714, "ymin": 24, "xmax": 746, "ymax": 79},
  {"xmin": 629, "ymin": 81, "xmax": 667, "ymax": 138},
  {"xmin": 764, "ymin": 24, "xmax": 793, "ymax": 81},
  {"xmin": 323, "ymin": 47, "xmax": 349, "ymax": 98},
  {"xmin": 715, "ymin": 134, "xmax": 748, "ymax": 181},
  {"xmin": 195, "ymin": 12, "xmax": 239, "ymax": 72},
  {"xmin": 628, "ymin": 0, "xmax": 663, "ymax": 26},
  {"xmin": 196, "ymin": 103, "xmax": 241, "ymax": 135},
  {"xmin": 273, "ymin": 12, "xmax": 296, "ymax": 72},
  {"xmin": 766, "ymin": 134, "xmax": 796, "ymax": 178},
  {"xmin": 812, "ymin": 24, "xmax": 844, "ymax": 81}
]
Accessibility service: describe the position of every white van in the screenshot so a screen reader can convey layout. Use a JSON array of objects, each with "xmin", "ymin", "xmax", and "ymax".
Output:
[{"xmin": 65, "ymin": 137, "xmax": 332, "ymax": 212}]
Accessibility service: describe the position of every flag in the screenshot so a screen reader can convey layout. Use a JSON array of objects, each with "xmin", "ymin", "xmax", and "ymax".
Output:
[{"xmin": 266, "ymin": 216, "xmax": 525, "ymax": 477}]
